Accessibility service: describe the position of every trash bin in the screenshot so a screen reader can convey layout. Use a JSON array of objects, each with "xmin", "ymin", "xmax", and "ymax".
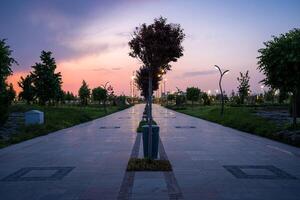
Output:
[
  {"xmin": 25, "ymin": 110, "xmax": 44, "ymax": 125},
  {"xmin": 142, "ymin": 125, "xmax": 159, "ymax": 159}
]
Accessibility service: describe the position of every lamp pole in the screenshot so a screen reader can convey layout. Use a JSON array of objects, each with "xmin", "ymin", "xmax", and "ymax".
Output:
[
  {"xmin": 164, "ymin": 78, "xmax": 167, "ymax": 96},
  {"xmin": 214, "ymin": 65, "xmax": 229, "ymax": 116}
]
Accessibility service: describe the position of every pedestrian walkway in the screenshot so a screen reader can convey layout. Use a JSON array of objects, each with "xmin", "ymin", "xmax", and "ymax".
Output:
[{"xmin": 0, "ymin": 104, "xmax": 300, "ymax": 200}]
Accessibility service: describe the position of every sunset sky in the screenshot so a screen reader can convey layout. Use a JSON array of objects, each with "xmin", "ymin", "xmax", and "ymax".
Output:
[{"xmin": 2, "ymin": 0, "xmax": 300, "ymax": 95}]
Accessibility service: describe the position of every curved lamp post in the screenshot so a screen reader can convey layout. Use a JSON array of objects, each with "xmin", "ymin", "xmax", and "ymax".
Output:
[{"xmin": 214, "ymin": 65, "xmax": 229, "ymax": 116}]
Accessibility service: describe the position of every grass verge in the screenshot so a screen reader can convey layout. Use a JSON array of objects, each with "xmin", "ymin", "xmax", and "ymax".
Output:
[
  {"xmin": 165, "ymin": 105, "xmax": 300, "ymax": 146},
  {"xmin": 0, "ymin": 104, "xmax": 131, "ymax": 148},
  {"xmin": 126, "ymin": 158, "xmax": 172, "ymax": 171}
]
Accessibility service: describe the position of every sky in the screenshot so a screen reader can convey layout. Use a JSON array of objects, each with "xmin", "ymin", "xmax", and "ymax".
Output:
[{"xmin": 1, "ymin": 0, "xmax": 300, "ymax": 96}]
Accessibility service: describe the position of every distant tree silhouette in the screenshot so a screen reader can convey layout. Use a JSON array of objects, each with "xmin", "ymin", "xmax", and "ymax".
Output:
[
  {"xmin": 30, "ymin": 51, "xmax": 62, "ymax": 105},
  {"xmin": 64, "ymin": 91, "xmax": 76, "ymax": 102},
  {"xmin": 7, "ymin": 83, "xmax": 16, "ymax": 104},
  {"xmin": 0, "ymin": 39, "xmax": 17, "ymax": 124},
  {"xmin": 186, "ymin": 87, "xmax": 201, "ymax": 107},
  {"xmin": 258, "ymin": 28, "xmax": 300, "ymax": 126},
  {"xmin": 237, "ymin": 71, "xmax": 251, "ymax": 104},
  {"xmin": 18, "ymin": 75, "xmax": 35, "ymax": 104},
  {"xmin": 201, "ymin": 92, "xmax": 211, "ymax": 106},
  {"xmin": 78, "ymin": 80, "xmax": 90, "ymax": 106},
  {"xmin": 92, "ymin": 86, "xmax": 107, "ymax": 108}
]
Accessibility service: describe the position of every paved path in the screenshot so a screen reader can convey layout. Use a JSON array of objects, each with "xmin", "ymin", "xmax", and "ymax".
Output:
[{"xmin": 0, "ymin": 104, "xmax": 300, "ymax": 200}]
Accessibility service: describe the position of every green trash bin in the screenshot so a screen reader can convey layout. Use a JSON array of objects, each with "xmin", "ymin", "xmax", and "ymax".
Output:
[{"xmin": 142, "ymin": 125, "xmax": 159, "ymax": 159}]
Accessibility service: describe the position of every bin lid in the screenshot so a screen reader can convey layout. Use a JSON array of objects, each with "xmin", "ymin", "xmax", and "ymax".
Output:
[{"xmin": 25, "ymin": 110, "xmax": 43, "ymax": 114}]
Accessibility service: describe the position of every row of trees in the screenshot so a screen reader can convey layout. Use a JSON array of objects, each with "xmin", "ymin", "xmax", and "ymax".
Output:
[
  {"xmin": 167, "ymin": 86, "xmax": 289, "ymax": 107},
  {"xmin": 78, "ymin": 80, "xmax": 116, "ymax": 112},
  {"xmin": 0, "ymin": 38, "xmax": 128, "ymax": 125},
  {"xmin": 166, "ymin": 70, "xmax": 252, "ymax": 107}
]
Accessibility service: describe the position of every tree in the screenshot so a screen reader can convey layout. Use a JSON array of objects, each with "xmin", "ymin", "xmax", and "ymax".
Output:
[
  {"xmin": 78, "ymin": 80, "xmax": 90, "ymax": 106},
  {"xmin": 264, "ymin": 89, "xmax": 276, "ymax": 103},
  {"xmin": 30, "ymin": 51, "xmax": 62, "ymax": 105},
  {"xmin": 258, "ymin": 29, "xmax": 300, "ymax": 126},
  {"xmin": 135, "ymin": 66, "xmax": 162, "ymax": 100},
  {"xmin": 18, "ymin": 75, "xmax": 35, "ymax": 104},
  {"xmin": 92, "ymin": 86, "xmax": 107, "ymax": 107},
  {"xmin": 201, "ymin": 92, "xmax": 211, "ymax": 106},
  {"xmin": 0, "ymin": 39, "xmax": 17, "ymax": 124},
  {"xmin": 7, "ymin": 83, "xmax": 16, "ymax": 104},
  {"xmin": 186, "ymin": 87, "xmax": 200, "ymax": 107},
  {"xmin": 65, "ymin": 91, "xmax": 76, "ymax": 102},
  {"xmin": 167, "ymin": 94, "xmax": 175, "ymax": 105},
  {"xmin": 129, "ymin": 17, "xmax": 185, "ymax": 158},
  {"xmin": 237, "ymin": 70, "xmax": 251, "ymax": 104},
  {"xmin": 175, "ymin": 87, "xmax": 186, "ymax": 107}
]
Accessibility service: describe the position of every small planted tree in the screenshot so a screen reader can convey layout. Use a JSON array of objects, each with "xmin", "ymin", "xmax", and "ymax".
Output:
[
  {"xmin": 0, "ymin": 39, "xmax": 17, "ymax": 124},
  {"xmin": 18, "ymin": 75, "xmax": 35, "ymax": 104},
  {"xmin": 237, "ymin": 70, "xmax": 251, "ymax": 104},
  {"xmin": 258, "ymin": 28, "xmax": 300, "ymax": 126},
  {"xmin": 186, "ymin": 87, "xmax": 201, "ymax": 107},
  {"xmin": 78, "ymin": 80, "xmax": 90, "ymax": 106},
  {"xmin": 135, "ymin": 66, "xmax": 162, "ymax": 103},
  {"xmin": 129, "ymin": 17, "xmax": 185, "ymax": 158},
  {"xmin": 30, "ymin": 51, "xmax": 62, "ymax": 105},
  {"xmin": 92, "ymin": 86, "xmax": 107, "ymax": 111}
]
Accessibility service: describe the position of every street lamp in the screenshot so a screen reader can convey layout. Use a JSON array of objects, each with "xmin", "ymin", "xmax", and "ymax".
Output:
[{"xmin": 214, "ymin": 65, "xmax": 229, "ymax": 116}]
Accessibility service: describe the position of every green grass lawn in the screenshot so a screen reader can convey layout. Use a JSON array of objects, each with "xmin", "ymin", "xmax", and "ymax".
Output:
[
  {"xmin": 0, "ymin": 104, "xmax": 130, "ymax": 148},
  {"xmin": 166, "ymin": 105, "xmax": 292, "ymax": 143}
]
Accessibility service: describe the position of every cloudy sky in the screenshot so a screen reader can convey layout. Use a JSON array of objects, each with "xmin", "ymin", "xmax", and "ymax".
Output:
[{"xmin": 2, "ymin": 0, "xmax": 300, "ymax": 95}]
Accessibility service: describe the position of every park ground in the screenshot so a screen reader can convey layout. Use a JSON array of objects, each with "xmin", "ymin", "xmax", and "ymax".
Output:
[
  {"xmin": 165, "ymin": 103, "xmax": 300, "ymax": 147},
  {"xmin": 0, "ymin": 104, "xmax": 130, "ymax": 148},
  {"xmin": 0, "ymin": 104, "xmax": 300, "ymax": 200}
]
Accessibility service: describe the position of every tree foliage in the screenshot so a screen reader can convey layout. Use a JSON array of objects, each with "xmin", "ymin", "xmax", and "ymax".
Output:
[
  {"xmin": 135, "ymin": 66, "xmax": 162, "ymax": 99},
  {"xmin": 7, "ymin": 83, "xmax": 16, "ymax": 104},
  {"xmin": 258, "ymin": 28, "xmax": 300, "ymax": 125},
  {"xmin": 129, "ymin": 17, "xmax": 185, "ymax": 73},
  {"xmin": 30, "ymin": 51, "xmax": 62, "ymax": 105},
  {"xmin": 0, "ymin": 39, "xmax": 17, "ymax": 124},
  {"xmin": 237, "ymin": 70, "xmax": 251, "ymax": 104},
  {"xmin": 258, "ymin": 28, "xmax": 300, "ymax": 93},
  {"xmin": 18, "ymin": 75, "xmax": 35, "ymax": 104},
  {"xmin": 78, "ymin": 80, "xmax": 90, "ymax": 105},
  {"xmin": 201, "ymin": 92, "xmax": 211, "ymax": 106},
  {"xmin": 92, "ymin": 86, "xmax": 107, "ymax": 105},
  {"xmin": 186, "ymin": 87, "xmax": 201, "ymax": 106},
  {"xmin": 64, "ymin": 91, "xmax": 76, "ymax": 101}
]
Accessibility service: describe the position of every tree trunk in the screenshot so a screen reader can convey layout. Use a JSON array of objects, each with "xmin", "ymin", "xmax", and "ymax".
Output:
[{"xmin": 148, "ymin": 69, "xmax": 153, "ymax": 159}]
